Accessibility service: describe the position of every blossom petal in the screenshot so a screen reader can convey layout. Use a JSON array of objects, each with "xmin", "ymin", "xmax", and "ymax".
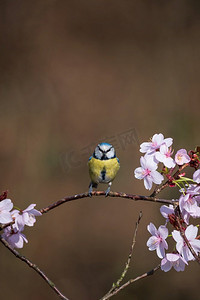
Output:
[
  {"xmin": 182, "ymin": 246, "xmax": 193, "ymax": 261},
  {"xmin": 158, "ymin": 225, "xmax": 168, "ymax": 240},
  {"xmin": 161, "ymin": 257, "xmax": 172, "ymax": 272},
  {"xmin": 150, "ymin": 171, "xmax": 164, "ymax": 184},
  {"xmin": 166, "ymin": 253, "xmax": 178, "ymax": 262},
  {"xmin": 160, "ymin": 205, "xmax": 174, "ymax": 219},
  {"xmin": 24, "ymin": 204, "xmax": 36, "ymax": 212},
  {"xmin": 152, "ymin": 133, "xmax": 164, "ymax": 146},
  {"xmin": 163, "ymin": 157, "xmax": 176, "ymax": 168},
  {"xmin": 156, "ymin": 243, "xmax": 166, "ymax": 258},
  {"xmin": 30, "ymin": 209, "xmax": 42, "ymax": 216},
  {"xmin": 0, "ymin": 211, "xmax": 13, "ymax": 224},
  {"xmin": 172, "ymin": 230, "xmax": 182, "ymax": 243},
  {"xmin": 164, "ymin": 138, "xmax": 173, "ymax": 147},
  {"xmin": 140, "ymin": 142, "xmax": 152, "ymax": 153},
  {"xmin": 140, "ymin": 156, "xmax": 146, "ymax": 169},
  {"xmin": 174, "ymin": 259, "xmax": 186, "ymax": 272},
  {"xmin": 134, "ymin": 167, "xmax": 144, "ymax": 179},
  {"xmin": 185, "ymin": 225, "xmax": 197, "ymax": 240},
  {"xmin": 190, "ymin": 239, "xmax": 200, "ymax": 253},
  {"xmin": 147, "ymin": 236, "xmax": 159, "ymax": 250},
  {"xmin": 0, "ymin": 199, "xmax": 13, "ymax": 211},
  {"xmin": 147, "ymin": 223, "xmax": 157, "ymax": 236},
  {"xmin": 145, "ymin": 156, "xmax": 158, "ymax": 170},
  {"xmin": 155, "ymin": 152, "xmax": 164, "ymax": 163},
  {"xmin": 144, "ymin": 176, "xmax": 153, "ymax": 190},
  {"xmin": 193, "ymin": 169, "xmax": 200, "ymax": 183}
]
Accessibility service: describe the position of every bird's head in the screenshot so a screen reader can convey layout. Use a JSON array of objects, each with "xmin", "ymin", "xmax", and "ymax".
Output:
[{"xmin": 93, "ymin": 143, "xmax": 116, "ymax": 160}]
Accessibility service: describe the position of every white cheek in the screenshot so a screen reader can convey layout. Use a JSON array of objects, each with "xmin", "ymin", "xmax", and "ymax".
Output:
[
  {"xmin": 95, "ymin": 148, "xmax": 103, "ymax": 159},
  {"xmin": 107, "ymin": 148, "xmax": 115, "ymax": 159}
]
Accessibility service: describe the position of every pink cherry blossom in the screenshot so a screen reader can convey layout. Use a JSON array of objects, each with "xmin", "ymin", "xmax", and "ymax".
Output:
[
  {"xmin": 140, "ymin": 133, "xmax": 173, "ymax": 156},
  {"xmin": 193, "ymin": 169, "xmax": 200, "ymax": 183},
  {"xmin": 161, "ymin": 253, "xmax": 187, "ymax": 272},
  {"xmin": 134, "ymin": 156, "xmax": 164, "ymax": 190},
  {"xmin": 179, "ymin": 194, "xmax": 200, "ymax": 224},
  {"xmin": 184, "ymin": 184, "xmax": 200, "ymax": 205},
  {"xmin": 180, "ymin": 209, "xmax": 192, "ymax": 225},
  {"xmin": 1, "ymin": 225, "xmax": 28, "ymax": 249},
  {"xmin": 175, "ymin": 149, "xmax": 190, "ymax": 165},
  {"xmin": 172, "ymin": 225, "xmax": 200, "ymax": 261},
  {"xmin": 180, "ymin": 184, "xmax": 200, "ymax": 204},
  {"xmin": 180, "ymin": 184, "xmax": 200, "ymax": 205},
  {"xmin": 155, "ymin": 145, "xmax": 175, "ymax": 168},
  {"xmin": 0, "ymin": 199, "xmax": 13, "ymax": 224},
  {"xmin": 160, "ymin": 204, "xmax": 175, "ymax": 222},
  {"xmin": 185, "ymin": 184, "xmax": 200, "ymax": 196},
  {"xmin": 12, "ymin": 204, "xmax": 42, "ymax": 230},
  {"xmin": 147, "ymin": 223, "xmax": 168, "ymax": 258}
]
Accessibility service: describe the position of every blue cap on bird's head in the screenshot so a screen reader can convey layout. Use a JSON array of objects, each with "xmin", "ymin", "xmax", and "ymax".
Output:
[
  {"xmin": 93, "ymin": 142, "xmax": 116, "ymax": 160},
  {"xmin": 99, "ymin": 142, "xmax": 112, "ymax": 147}
]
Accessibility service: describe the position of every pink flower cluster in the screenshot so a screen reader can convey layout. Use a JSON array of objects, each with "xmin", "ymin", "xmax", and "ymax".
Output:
[
  {"xmin": 157, "ymin": 183, "xmax": 200, "ymax": 271},
  {"xmin": 134, "ymin": 133, "xmax": 191, "ymax": 190},
  {"xmin": 147, "ymin": 220, "xmax": 200, "ymax": 272},
  {"xmin": 0, "ymin": 198, "xmax": 41, "ymax": 249},
  {"xmin": 136, "ymin": 133, "xmax": 200, "ymax": 272}
]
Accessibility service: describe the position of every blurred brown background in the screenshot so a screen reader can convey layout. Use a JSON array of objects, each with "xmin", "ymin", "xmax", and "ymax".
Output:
[{"xmin": 0, "ymin": 1, "xmax": 200, "ymax": 299}]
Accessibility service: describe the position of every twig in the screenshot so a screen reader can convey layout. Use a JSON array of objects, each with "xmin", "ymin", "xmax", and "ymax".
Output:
[
  {"xmin": 115, "ymin": 211, "xmax": 143, "ymax": 287},
  {"xmin": 151, "ymin": 163, "xmax": 189, "ymax": 197},
  {"xmin": 0, "ymin": 236, "xmax": 69, "ymax": 300},
  {"xmin": 101, "ymin": 211, "xmax": 143, "ymax": 300},
  {"xmin": 0, "ymin": 220, "xmax": 15, "ymax": 230},
  {"xmin": 101, "ymin": 265, "xmax": 160, "ymax": 300},
  {"xmin": 40, "ymin": 191, "xmax": 176, "ymax": 214},
  {"xmin": 174, "ymin": 209, "xmax": 200, "ymax": 265}
]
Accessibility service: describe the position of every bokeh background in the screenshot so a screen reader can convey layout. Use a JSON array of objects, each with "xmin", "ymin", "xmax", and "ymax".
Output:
[{"xmin": 0, "ymin": 1, "xmax": 200, "ymax": 299}]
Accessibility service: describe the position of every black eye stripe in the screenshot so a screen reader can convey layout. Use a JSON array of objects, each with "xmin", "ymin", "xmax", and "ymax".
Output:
[
  {"xmin": 98, "ymin": 145, "xmax": 113, "ymax": 153},
  {"xmin": 105, "ymin": 147, "xmax": 112, "ymax": 153},
  {"xmin": 98, "ymin": 145, "xmax": 102, "ymax": 152}
]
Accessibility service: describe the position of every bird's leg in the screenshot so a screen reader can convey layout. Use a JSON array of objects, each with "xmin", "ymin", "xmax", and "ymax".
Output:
[
  {"xmin": 88, "ymin": 182, "xmax": 98, "ymax": 197},
  {"xmin": 88, "ymin": 182, "xmax": 93, "ymax": 197},
  {"xmin": 105, "ymin": 182, "xmax": 112, "ymax": 197}
]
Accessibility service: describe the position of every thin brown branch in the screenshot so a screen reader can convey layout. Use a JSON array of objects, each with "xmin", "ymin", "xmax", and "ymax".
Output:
[
  {"xmin": 0, "ymin": 220, "xmax": 15, "ymax": 231},
  {"xmin": 101, "ymin": 265, "xmax": 160, "ymax": 300},
  {"xmin": 115, "ymin": 211, "xmax": 143, "ymax": 287},
  {"xmin": 174, "ymin": 210, "xmax": 200, "ymax": 265},
  {"xmin": 101, "ymin": 211, "xmax": 143, "ymax": 300},
  {"xmin": 0, "ymin": 236, "xmax": 69, "ymax": 300},
  {"xmin": 40, "ymin": 191, "xmax": 176, "ymax": 214}
]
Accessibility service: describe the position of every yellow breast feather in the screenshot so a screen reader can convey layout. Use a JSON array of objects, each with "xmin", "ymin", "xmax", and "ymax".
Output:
[{"xmin": 88, "ymin": 157, "xmax": 120, "ymax": 184}]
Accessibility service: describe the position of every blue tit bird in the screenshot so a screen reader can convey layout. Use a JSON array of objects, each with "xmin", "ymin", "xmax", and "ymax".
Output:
[{"xmin": 88, "ymin": 142, "xmax": 120, "ymax": 196}]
